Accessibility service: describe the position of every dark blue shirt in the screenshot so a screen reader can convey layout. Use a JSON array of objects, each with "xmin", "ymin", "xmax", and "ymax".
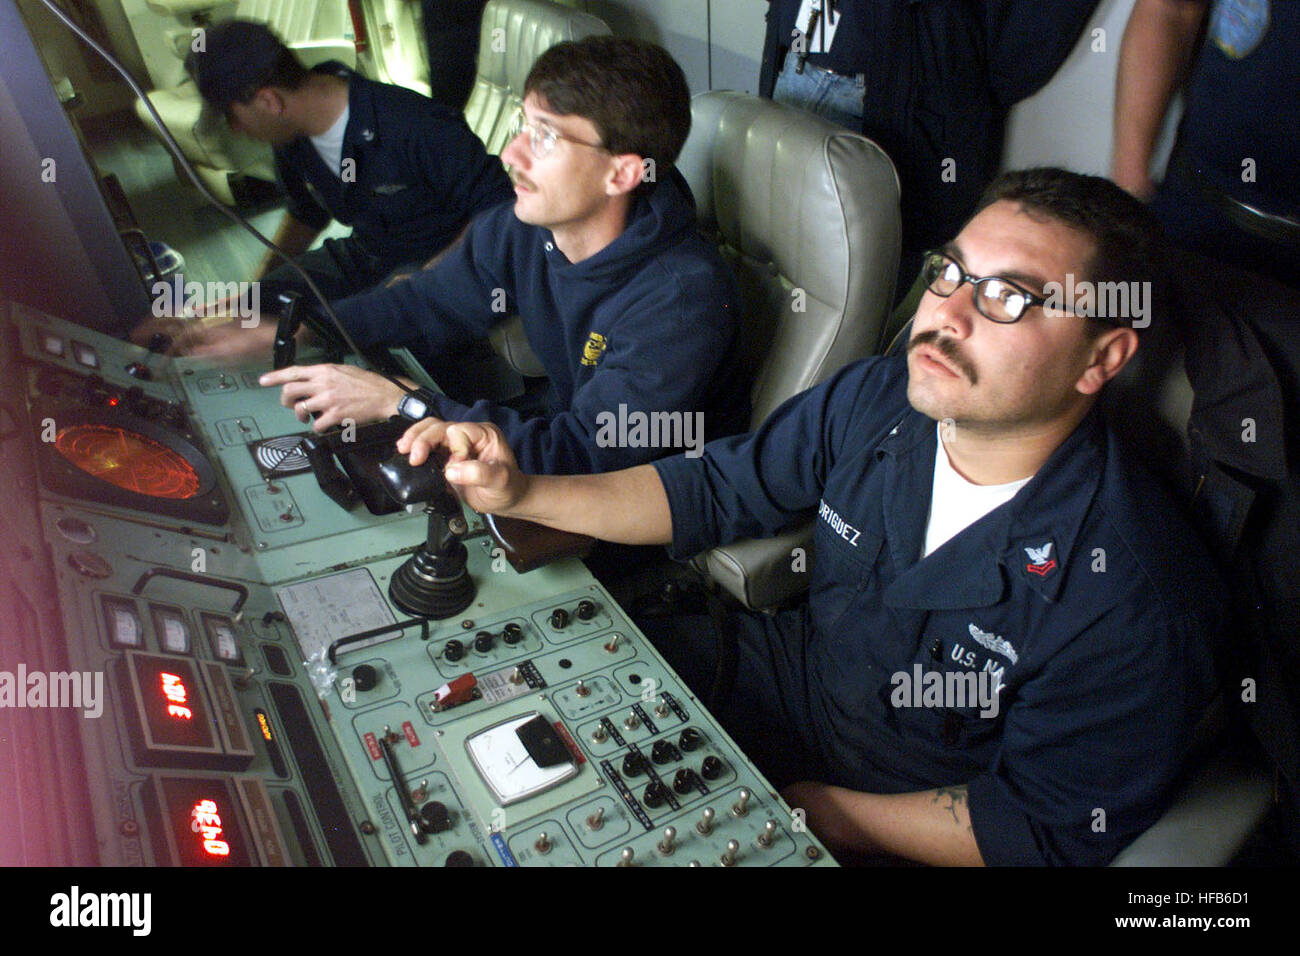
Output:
[
  {"xmin": 275, "ymin": 64, "xmax": 513, "ymax": 266},
  {"xmin": 1177, "ymin": 0, "xmax": 1300, "ymax": 215},
  {"xmin": 653, "ymin": 355, "xmax": 1224, "ymax": 865},
  {"xmin": 331, "ymin": 168, "xmax": 749, "ymax": 475}
]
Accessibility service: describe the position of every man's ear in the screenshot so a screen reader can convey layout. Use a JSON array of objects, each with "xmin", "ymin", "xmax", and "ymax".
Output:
[
  {"xmin": 1076, "ymin": 326, "xmax": 1139, "ymax": 396},
  {"xmin": 606, "ymin": 153, "xmax": 648, "ymax": 197},
  {"xmin": 250, "ymin": 86, "xmax": 285, "ymax": 115}
]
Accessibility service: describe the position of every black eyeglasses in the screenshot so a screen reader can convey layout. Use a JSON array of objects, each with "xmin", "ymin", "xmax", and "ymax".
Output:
[{"xmin": 920, "ymin": 250, "xmax": 1052, "ymax": 324}]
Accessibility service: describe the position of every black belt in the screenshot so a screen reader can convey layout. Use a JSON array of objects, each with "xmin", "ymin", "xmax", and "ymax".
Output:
[{"xmin": 797, "ymin": 60, "xmax": 865, "ymax": 81}]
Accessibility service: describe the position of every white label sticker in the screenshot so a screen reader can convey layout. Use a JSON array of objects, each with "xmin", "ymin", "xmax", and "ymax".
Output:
[{"xmin": 276, "ymin": 568, "xmax": 397, "ymax": 661}]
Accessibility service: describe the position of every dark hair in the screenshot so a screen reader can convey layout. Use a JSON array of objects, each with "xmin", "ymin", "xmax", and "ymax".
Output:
[
  {"xmin": 523, "ymin": 36, "xmax": 692, "ymax": 171},
  {"xmin": 974, "ymin": 167, "xmax": 1164, "ymax": 330},
  {"xmin": 186, "ymin": 20, "xmax": 308, "ymax": 114}
]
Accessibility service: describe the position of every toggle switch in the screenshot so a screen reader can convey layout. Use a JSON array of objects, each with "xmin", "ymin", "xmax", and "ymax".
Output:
[
  {"xmin": 696, "ymin": 807, "xmax": 715, "ymax": 836},
  {"xmin": 657, "ymin": 826, "xmax": 677, "ymax": 856}
]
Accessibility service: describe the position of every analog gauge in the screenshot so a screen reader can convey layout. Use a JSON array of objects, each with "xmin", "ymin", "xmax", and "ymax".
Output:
[
  {"xmin": 202, "ymin": 615, "xmax": 242, "ymax": 663},
  {"xmin": 103, "ymin": 598, "xmax": 142, "ymax": 648},
  {"xmin": 152, "ymin": 607, "xmax": 191, "ymax": 655}
]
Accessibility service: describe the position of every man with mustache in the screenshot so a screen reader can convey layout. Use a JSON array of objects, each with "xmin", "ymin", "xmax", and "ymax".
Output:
[
  {"xmin": 398, "ymin": 168, "xmax": 1224, "ymax": 866},
  {"xmin": 171, "ymin": 36, "xmax": 748, "ymax": 477}
]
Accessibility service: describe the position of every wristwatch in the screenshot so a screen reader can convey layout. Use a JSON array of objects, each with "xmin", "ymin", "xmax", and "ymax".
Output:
[{"xmin": 397, "ymin": 386, "xmax": 439, "ymax": 422}]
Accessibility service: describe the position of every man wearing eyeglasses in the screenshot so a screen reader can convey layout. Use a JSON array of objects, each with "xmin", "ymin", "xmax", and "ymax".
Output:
[
  {"xmin": 398, "ymin": 167, "xmax": 1224, "ymax": 866},
  {"xmin": 186, "ymin": 35, "xmax": 747, "ymax": 478}
]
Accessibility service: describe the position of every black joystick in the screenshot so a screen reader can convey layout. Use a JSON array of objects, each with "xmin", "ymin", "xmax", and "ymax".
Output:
[{"xmin": 380, "ymin": 452, "xmax": 476, "ymax": 619}]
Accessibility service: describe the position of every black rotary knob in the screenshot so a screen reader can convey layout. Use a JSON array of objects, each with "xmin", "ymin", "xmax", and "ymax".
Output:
[
  {"xmin": 444, "ymin": 850, "xmax": 474, "ymax": 867},
  {"xmin": 700, "ymin": 755, "xmax": 725, "ymax": 780},
  {"xmin": 673, "ymin": 768, "xmax": 699, "ymax": 794},
  {"xmin": 443, "ymin": 639, "xmax": 465, "ymax": 662},
  {"xmin": 473, "ymin": 631, "xmax": 494, "ymax": 653},
  {"xmin": 642, "ymin": 781, "xmax": 668, "ymax": 809},
  {"xmin": 650, "ymin": 740, "xmax": 679, "ymax": 765},
  {"xmin": 549, "ymin": 607, "xmax": 570, "ymax": 629},
  {"xmin": 420, "ymin": 801, "xmax": 452, "ymax": 834},
  {"xmin": 678, "ymin": 728, "xmax": 704, "ymax": 752},
  {"xmin": 622, "ymin": 752, "xmax": 646, "ymax": 777},
  {"xmin": 502, "ymin": 622, "xmax": 524, "ymax": 645},
  {"xmin": 350, "ymin": 664, "xmax": 378, "ymax": 693},
  {"xmin": 575, "ymin": 599, "xmax": 597, "ymax": 621}
]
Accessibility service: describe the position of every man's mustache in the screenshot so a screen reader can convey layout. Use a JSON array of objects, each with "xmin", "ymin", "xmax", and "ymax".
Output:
[{"xmin": 909, "ymin": 329, "xmax": 978, "ymax": 385}]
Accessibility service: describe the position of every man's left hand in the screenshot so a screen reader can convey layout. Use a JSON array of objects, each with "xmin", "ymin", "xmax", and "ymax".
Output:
[{"xmin": 259, "ymin": 364, "xmax": 405, "ymax": 431}]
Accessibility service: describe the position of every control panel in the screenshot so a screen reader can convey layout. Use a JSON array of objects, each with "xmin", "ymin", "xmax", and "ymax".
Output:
[{"xmin": 1, "ymin": 300, "xmax": 833, "ymax": 868}]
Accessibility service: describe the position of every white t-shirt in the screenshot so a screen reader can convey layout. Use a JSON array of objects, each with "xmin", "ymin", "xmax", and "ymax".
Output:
[
  {"xmin": 922, "ymin": 424, "xmax": 1031, "ymax": 558},
  {"xmin": 310, "ymin": 104, "xmax": 350, "ymax": 178}
]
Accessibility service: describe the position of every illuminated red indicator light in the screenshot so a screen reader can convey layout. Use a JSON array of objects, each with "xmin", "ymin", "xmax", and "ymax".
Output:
[
  {"xmin": 108, "ymin": 396, "xmax": 120, "ymax": 406},
  {"xmin": 190, "ymin": 799, "xmax": 230, "ymax": 857},
  {"xmin": 161, "ymin": 671, "xmax": 193, "ymax": 721},
  {"xmin": 53, "ymin": 424, "xmax": 200, "ymax": 499}
]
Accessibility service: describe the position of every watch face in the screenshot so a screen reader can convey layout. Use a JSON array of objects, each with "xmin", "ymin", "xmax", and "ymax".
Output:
[{"xmin": 399, "ymin": 394, "xmax": 430, "ymax": 421}]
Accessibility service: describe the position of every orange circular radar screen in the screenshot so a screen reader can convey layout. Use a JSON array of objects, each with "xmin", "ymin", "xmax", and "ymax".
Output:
[{"xmin": 54, "ymin": 424, "xmax": 201, "ymax": 500}]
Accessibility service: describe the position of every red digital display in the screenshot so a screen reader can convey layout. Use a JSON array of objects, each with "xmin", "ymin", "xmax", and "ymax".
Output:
[
  {"xmin": 151, "ymin": 776, "xmax": 253, "ymax": 866},
  {"xmin": 130, "ymin": 655, "xmax": 215, "ymax": 751},
  {"xmin": 190, "ymin": 798, "xmax": 231, "ymax": 858},
  {"xmin": 161, "ymin": 672, "xmax": 193, "ymax": 720}
]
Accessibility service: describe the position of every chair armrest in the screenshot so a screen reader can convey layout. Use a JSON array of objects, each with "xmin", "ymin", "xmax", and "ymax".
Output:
[
  {"xmin": 1110, "ymin": 751, "xmax": 1272, "ymax": 866},
  {"xmin": 691, "ymin": 521, "xmax": 814, "ymax": 611}
]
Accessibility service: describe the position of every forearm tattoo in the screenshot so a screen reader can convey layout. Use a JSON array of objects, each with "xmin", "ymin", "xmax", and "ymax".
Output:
[{"xmin": 933, "ymin": 785, "xmax": 971, "ymax": 831}]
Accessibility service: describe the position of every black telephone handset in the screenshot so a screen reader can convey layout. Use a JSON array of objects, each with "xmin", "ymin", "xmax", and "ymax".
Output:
[
  {"xmin": 300, "ymin": 417, "xmax": 416, "ymax": 515},
  {"xmin": 270, "ymin": 293, "xmax": 420, "ymax": 514}
]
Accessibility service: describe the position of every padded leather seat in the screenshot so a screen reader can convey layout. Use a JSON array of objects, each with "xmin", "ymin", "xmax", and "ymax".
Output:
[
  {"xmin": 464, "ymin": 0, "xmax": 611, "ymax": 154},
  {"xmin": 677, "ymin": 91, "xmax": 901, "ymax": 610}
]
